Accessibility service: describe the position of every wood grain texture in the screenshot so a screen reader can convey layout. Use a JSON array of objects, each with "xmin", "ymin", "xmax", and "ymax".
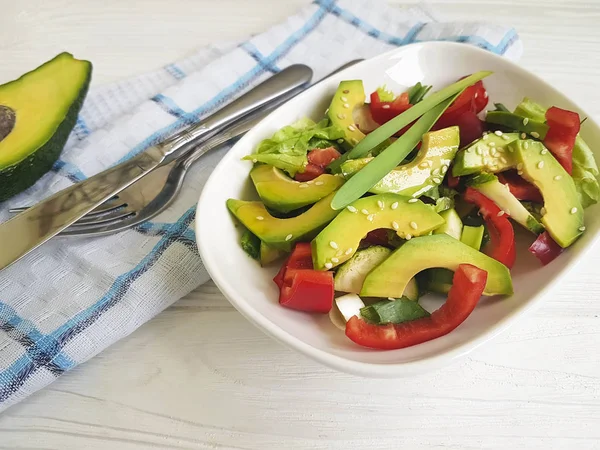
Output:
[{"xmin": 1, "ymin": 0, "xmax": 600, "ymax": 448}]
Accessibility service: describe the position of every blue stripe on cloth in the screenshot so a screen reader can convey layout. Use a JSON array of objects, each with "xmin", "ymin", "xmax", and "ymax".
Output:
[
  {"xmin": 240, "ymin": 42, "xmax": 280, "ymax": 74},
  {"xmin": 151, "ymin": 94, "xmax": 188, "ymax": 118},
  {"xmin": 164, "ymin": 63, "xmax": 186, "ymax": 80},
  {"xmin": 0, "ymin": 0, "xmax": 335, "ymax": 400},
  {"xmin": 72, "ymin": 117, "xmax": 92, "ymax": 140},
  {"xmin": 51, "ymin": 159, "xmax": 87, "ymax": 182}
]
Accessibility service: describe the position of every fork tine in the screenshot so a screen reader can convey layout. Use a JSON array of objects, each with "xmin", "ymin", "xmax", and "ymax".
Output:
[
  {"xmin": 73, "ymin": 205, "xmax": 131, "ymax": 224},
  {"xmin": 9, "ymin": 195, "xmax": 123, "ymax": 215},
  {"xmin": 65, "ymin": 212, "xmax": 137, "ymax": 232},
  {"xmin": 71, "ymin": 210, "xmax": 136, "ymax": 227}
]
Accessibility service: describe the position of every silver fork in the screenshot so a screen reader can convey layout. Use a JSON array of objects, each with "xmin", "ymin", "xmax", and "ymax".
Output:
[{"xmin": 9, "ymin": 60, "xmax": 363, "ymax": 237}]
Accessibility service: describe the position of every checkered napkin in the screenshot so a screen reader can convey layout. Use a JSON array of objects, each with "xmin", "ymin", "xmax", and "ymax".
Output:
[{"xmin": 0, "ymin": 0, "xmax": 522, "ymax": 410}]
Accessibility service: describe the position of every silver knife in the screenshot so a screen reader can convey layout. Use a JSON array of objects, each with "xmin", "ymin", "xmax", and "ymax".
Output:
[{"xmin": 0, "ymin": 64, "xmax": 313, "ymax": 270}]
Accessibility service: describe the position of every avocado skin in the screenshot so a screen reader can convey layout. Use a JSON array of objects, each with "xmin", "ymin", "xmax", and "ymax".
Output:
[{"xmin": 0, "ymin": 54, "xmax": 92, "ymax": 202}]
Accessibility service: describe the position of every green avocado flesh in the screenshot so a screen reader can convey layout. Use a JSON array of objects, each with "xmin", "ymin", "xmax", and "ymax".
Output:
[
  {"xmin": 485, "ymin": 111, "xmax": 549, "ymax": 138},
  {"xmin": 259, "ymin": 241, "xmax": 285, "ymax": 266},
  {"xmin": 311, "ymin": 194, "xmax": 444, "ymax": 271},
  {"xmin": 327, "ymin": 80, "xmax": 366, "ymax": 148},
  {"xmin": 250, "ymin": 164, "xmax": 344, "ymax": 213},
  {"xmin": 361, "ymin": 234, "xmax": 513, "ymax": 297},
  {"xmin": 227, "ymin": 192, "xmax": 340, "ymax": 252},
  {"xmin": 452, "ymin": 132, "xmax": 520, "ymax": 177},
  {"xmin": 0, "ymin": 52, "xmax": 92, "ymax": 201},
  {"xmin": 510, "ymin": 139, "xmax": 584, "ymax": 247},
  {"xmin": 340, "ymin": 126, "xmax": 460, "ymax": 197}
]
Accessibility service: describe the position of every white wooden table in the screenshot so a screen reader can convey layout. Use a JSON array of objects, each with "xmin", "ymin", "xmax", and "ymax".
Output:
[{"xmin": 2, "ymin": 1, "xmax": 600, "ymax": 448}]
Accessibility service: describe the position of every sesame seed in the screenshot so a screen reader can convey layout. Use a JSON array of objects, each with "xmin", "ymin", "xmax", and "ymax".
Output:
[
  {"xmin": 433, "ymin": 177, "xmax": 441, "ymax": 184},
  {"xmin": 367, "ymin": 214, "xmax": 375, "ymax": 222},
  {"xmin": 252, "ymin": 158, "xmax": 258, "ymax": 163},
  {"xmin": 341, "ymin": 96, "xmax": 348, "ymax": 102},
  {"xmin": 517, "ymin": 163, "xmax": 524, "ymax": 171},
  {"xmin": 570, "ymin": 207, "xmax": 578, "ymax": 214},
  {"xmin": 531, "ymin": 132, "xmax": 540, "ymax": 138},
  {"xmin": 285, "ymin": 234, "xmax": 293, "ymax": 241},
  {"xmin": 523, "ymin": 118, "xmax": 529, "ymax": 126},
  {"xmin": 494, "ymin": 130, "xmax": 503, "ymax": 136},
  {"xmin": 489, "ymin": 142, "xmax": 496, "ymax": 148},
  {"xmin": 508, "ymin": 146, "xmax": 514, "ymax": 153},
  {"xmin": 391, "ymin": 202, "xmax": 399, "ymax": 210},
  {"xmin": 432, "ymin": 168, "xmax": 440, "ymax": 176},
  {"xmin": 348, "ymin": 125, "xmax": 356, "ymax": 131},
  {"xmin": 517, "ymin": 170, "xmax": 523, "ymax": 176},
  {"xmin": 345, "ymin": 248, "xmax": 353, "ymax": 255},
  {"xmin": 408, "ymin": 198, "xmax": 418, "ymax": 203},
  {"xmin": 541, "ymin": 149, "xmax": 548, "ymax": 155},
  {"xmin": 343, "ymin": 103, "xmax": 350, "ymax": 109},
  {"xmin": 325, "ymin": 262, "xmax": 333, "ymax": 270},
  {"xmin": 537, "ymin": 161, "xmax": 544, "ymax": 169},
  {"xmin": 299, "ymin": 183, "xmax": 309, "ymax": 188},
  {"xmin": 343, "ymin": 89, "xmax": 350, "ymax": 94},
  {"xmin": 524, "ymin": 142, "xmax": 529, "ymax": 150},
  {"xmin": 441, "ymin": 165, "xmax": 448, "ymax": 174},
  {"xmin": 541, "ymin": 207, "xmax": 547, "ymax": 215},
  {"xmin": 410, "ymin": 221, "xmax": 418, "ymax": 230},
  {"xmin": 490, "ymin": 148, "xmax": 498, "ymax": 156},
  {"xmin": 476, "ymin": 146, "xmax": 483, "ymax": 156},
  {"xmin": 483, "ymin": 134, "xmax": 489, "ymax": 140},
  {"xmin": 331, "ymin": 257, "xmax": 339, "ymax": 263},
  {"xmin": 256, "ymin": 216, "xmax": 264, "ymax": 220},
  {"xmin": 330, "ymin": 241, "xmax": 339, "ymax": 249},
  {"xmin": 337, "ymin": 113, "xmax": 346, "ymax": 120},
  {"xmin": 315, "ymin": 181, "xmax": 324, "ymax": 186},
  {"xmin": 501, "ymin": 134, "xmax": 511, "ymax": 141},
  {"xmin": 391, "ymin": 221, "xmax": 399, "ymax": 230},
  {"xmin": 361, "ymin": 209, "xmax": 369, "ymax": 215},
  {"xmin": 337, "ymin": 139, "xmax": 344, "ymax": 144},
  {"xmin": 500, "ymin": 156, "xmax": 508, "ymax": 164},
  {"xmin": 382, "ymin": 104, "xmax": 391, "ymax": 109},
  {"xmin": 554, "ymin": 175, "xmax": 562, "ymax": 181},
  {"xmin": 497, "ymin": 147, "xmax": 505, "ymax": 153},
  {"xmin": 377, "ymin": 200, "xmax": 384, "ymax": 210},
  {"xmin": 406, "ymin": 234, "xmax": 412, "ymax": 240},
  {"xmin": 579, "ymin": 226, "xmax": 586, "ymax": 232},
  {"xmin": 387, "ymin": 297, "xmax": 395, "ymax": 301},
  {"xmin": 497, "ymin": 210, "xmax": 505, "ymax": 217},
  {"xmin": 347, "ymin": 205, "xmax": 357, "ymax": 213},
  {"xmin": 419, "ymin": 162, "xmax": 429, "ymax": 169},
  {"xmin": 521, "ymin": 133, "xmax": 527, "ymax": 139}
]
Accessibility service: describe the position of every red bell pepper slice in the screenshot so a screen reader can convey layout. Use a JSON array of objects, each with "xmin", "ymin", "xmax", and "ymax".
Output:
[
  {"xmin": 369, "ymin": 91, "xmax": 412, "ymax": 125},
  {"xmin": 273, "ymin": 242, "xmax": 334, "ymax": 313},
  {"xmin": 294, "ymin": 164, "xmax": 324, "ymax": 182},
  {"xmin": 497, "ymin": 170, "xmax": 543, "ymax": 203},
  {"xmin": 472, "ymin": 80, "xmax": 489, "ymax": 113},
  {"xmin": 543, "ymin": 106, "xmax": 580, "ymax": 174},
  {"xmin": 446, "ymin": 167, "xmax": 461, "ymax": 189},
  {"xmin": 529, "ymin": 231, "xmax": 564, "ymax": 265},
  {"xmin": 307, "ymin": 146, "xmax": 341, "ymax": 167},
  {"xmin": 345, "ymin": 264, "xmax": 487, "ymax": 349},
  {"xmin": 463, "ymin": 187, "xmax": 516, "ymax": 268},
  {"xmin": 450, "ymin": 110, "xmax": 485, "ymax": 147}
]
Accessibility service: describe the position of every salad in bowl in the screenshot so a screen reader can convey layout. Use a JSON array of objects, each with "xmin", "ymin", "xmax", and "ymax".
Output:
[{"xmin": 224, "ymin": 70, "xmax": 598, "ymax": 351}]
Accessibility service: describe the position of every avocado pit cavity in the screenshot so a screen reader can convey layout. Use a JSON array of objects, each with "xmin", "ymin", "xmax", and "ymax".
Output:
[{"xmin": 0, "ymin": 105, "xmax": 15, "ymax": 142}]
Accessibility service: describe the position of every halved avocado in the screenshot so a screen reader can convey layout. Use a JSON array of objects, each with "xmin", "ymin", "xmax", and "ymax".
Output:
[
  {"xmin": 311, "ymin": 194, "xmax": 444, "ymax": 271},
  {"xmin": 250, "ymin": 164, "xmax": 344, "ymax": 213},
  {"xmin": 327, "ymin": 80, "xmax": 366, "ymax": 148},
  {"xmin": 452, "ymin": 132, "xmax": 520, "ymax": 177},
  {"xmin": 510, "ymin": 139, "xmax": 584, "ymax": 247},
  {"xmin": 226, "ymin": 192, "xmax": 340, "ymax": 252},
  {"xmin": 361, "ymin": 234, "xmax": 513, "ymax": 297},
  {"xmin": 340, "ymin": 126, "xmax": 460, "ymax": 197},
  {"xmin": 0, "ymin": 52, "xmax": 92, "ymax": 201}
]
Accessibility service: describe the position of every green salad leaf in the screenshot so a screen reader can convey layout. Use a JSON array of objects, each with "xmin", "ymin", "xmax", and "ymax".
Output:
[
  {"xmin": 376, "ymin": 85, "xmax": 395, "ymax": 102},
  {"xmin": 240, "ymin": 228, "xmax": 260, "ymax": 260},
  {"xmin": 243, "ymin": 118, "xmax": 344, "ymax": 176},
  {"xmin": 408, "ymin": 82, "xmax": 432, "ymax": 104}
]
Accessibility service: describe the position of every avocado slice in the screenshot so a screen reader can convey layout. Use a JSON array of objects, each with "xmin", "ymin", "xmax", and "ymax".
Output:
[
  {"xmin": 468, "ymin": 173, "xmax": 544, "ymax": 234},
  {"xmin": 340, "ymin": 126, "xmax": 460, "ymax": 197},
  {"xmin": 259, "ymin": 241, "xmax": 285, "ymax": 266},
  {"xmin": 510, "ymin": 139, "xmax": 584, "ymax": 247},
  {"xmin": 250, "ymin": 164, "xmax": 344, "ymax": 213},
  {"xmin": 327, "ymin": 80, "xmax": 366, "ymax": 148},
  {"xmin": 485, "ymin": 111, "xmax": 549, "ymax": 138},
  {"xmin": 361, "ymin": 234, "xmax": 513, "ymax": 298},
  {"xmin": 226, "ymin": 192, "xmax": 340, "ymax": 252},
  {"xmin": 311, "ymin": 194, "xmax": 444, "ymax": 270},
  {"xmin": 452, "ymin": 132, "xmax": 520, "ymax": 177},
  {"xmin": 0, "ymin": 52, "xmax": 92, "ymax": 201}
]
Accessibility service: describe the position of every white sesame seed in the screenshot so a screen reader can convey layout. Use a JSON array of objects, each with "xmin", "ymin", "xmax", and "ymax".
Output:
[
  {"xmin": 433, "ymin": 177, "xmax": 441, "ymax": 184},
  {"xmin": 517, "ymin": 163, "xmax": 524, "ymax": 171},
  {"xmin": 579, "ymin": 226, "xmax": 586, "ymax": 232},
  {"xmin": 337, "ymin": 138, "xmax": 344, "ymax": 144},
  {"xmin": 367, "ymin": 214, "xmax": 375, "ymax": 222},
  {"xmin": 494, "ymin": 130, "xmax": 503, "ymax": 136},
  {"xmin": 541, "ymin": 207, "xmax": 547, "ymax": 215},
  {"xmin": 361, "ymin": 209, "xmax": 369, "ymax": 215},
  {"xmin": 406, "ymin": 234, "xmax": 412, "ymax": 240},
  {"xmin": 410, "ymin": 221, "xmax": 418, "ymax": 230},
  {"xmin": 299, "ymin": 183, "xmax": 309, "ymax": 188},
  {"xmin": 256, "ymin": 216, "xmax": 264, "ymax": 221},
  {"xmin": 337, "ymin": 113, "xmax": 346, "ymax": 120},
  {"xmin": 387, "ymin": 297, "xmax": 395, "ymax": 301},
  {"xmin": 343, "ymin": 103, "xmax": 350, "ymax": 109},
  {"xmin": 517, "ymin": 170, "xmax": 523, "ymax": 176},
  {"xmin": 521, "ymin": 133, "xmax": 527, "ymax": 139},
  {"xmin": 497, "ymin": 210, "xmax": 505, "ymax": 217},
  {"xmin": 571, "ymin": 207, "xmax": 578, "ymax": 214},
  {"xmin": 348, "ymin": 125, "xmax": 356, "ymax": 132},
  {"xmin": 497, "ymin": 147, "xmax": 505, "ymax": 153},
  {"xmin": 285, "ymin": 234, "xmax": 293, "ymax": 241},
  {"xmin": 252, "ymin": 158, "xmax": 258, "ymax": 163},
  {"xmin": 432, "ymin": 168, "xmax": 440, "ymax": 176},
  {"xmin": 347, "ymin": 205, "xmax": 357, "ymax": 213},
  {"xmin": 408, "ymin": 198, "xmax": 418, "ymax": 203},
  {"xmin": 483, "ymin": 134, "xmax": 489, "ymax": 140},
  {"xmin": 331, "ymin": 257, "xmax": 339, "ymax": 263},
  {"xmin": 523, "ymin": 118, "xmax": 529, "ymax": 126},
  {"xmin": 341, "ymin": 96, "xmax": 348, "ymax": 102},
  {"xmin": 490, "ymin": 148, "xmax": 498, "ymax": 156},
  {"xmin": 382, "ymin": 104, "xmax": 391, "ymax": 109},
  {"xmin": 541, "ymin": 149, "xmax": 548, "ymax": 155},
  {"xmin": 508, "ymin": 146, "xmax": 514, "ymax": 153},
  {"xmin": 345, "ymin": 248, "xmax": 353, "ymax": 255},
  {"xmin": 537, "ymin": 161, "xmax": 544, "ymax": 169},
  {"xmin": 476, "ymin": 146, "xmax": 483, "ymax": 156},
  {"xmin": 391, "ymin": 221, "xmax": 399, "ymax": 230},
  {"xmin": 391, "ymin": 202, "xmax": 399, "ymax": 210},
  {"xmin": 501, "ymin": 134, "xmax": 511, "ymax": 141},
  {"xmin": 377, "ymin": 200, "xmax": 384, "ymax": 210},
  {"xmin": 419, "ymin": 162, "xmax": 429, "ymax": 169},
  {"xmin": 531, "ymin": 132, "xmax": 540, "ymax": 139},
  {"xmin": 441, "ymin": 165, "xmax": 448, "ymax": 174},
  {"xmin": 554, "ymin": 175, "xmax": 562, "ymax": 181},
  {"xmin": 489, "ymin": 142, "xmax": 496, "ymax": 148},
  {"xmin": 315, "ymin": 181, "xmax": 324, "ymax": 186},
  {"xmin": 523, "ymin": 142, "xmax": 529, "ymax": 150},
  {"xmin": 330, "ymin": 241, "xmax": 339, "ymax": 249},
  {"xmin": 500, "ymin": 156, "xmax": 508, "ymax": 164},
  {"xmin": 325, "ymin": 262, "xmax": 333, "ymax": 270}
]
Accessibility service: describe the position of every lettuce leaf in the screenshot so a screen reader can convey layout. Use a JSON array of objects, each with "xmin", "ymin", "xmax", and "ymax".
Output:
[
  {"xmin": 243, "ymin": 118, "xmax": 344, "ymax": 176},
  {"xmin": 376, "ymin": 85, "xmax": 395, "ymax": 102}
]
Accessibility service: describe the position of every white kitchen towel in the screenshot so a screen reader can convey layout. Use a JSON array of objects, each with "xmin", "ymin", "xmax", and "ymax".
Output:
[{"xmin": 0, "ymin": 0, "xmax": 522, "ymax": 410}]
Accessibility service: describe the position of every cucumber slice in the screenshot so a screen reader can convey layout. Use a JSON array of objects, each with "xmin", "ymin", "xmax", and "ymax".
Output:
[
  {"xmin": 433, "ymin": 208, "xmax": 463, "ymax": 240},
  {"xmin": 461, "ymin": 225, "xmax": 485, "ymax": 250}
]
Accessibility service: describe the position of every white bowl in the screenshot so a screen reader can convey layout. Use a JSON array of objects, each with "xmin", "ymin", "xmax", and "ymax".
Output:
[{"xmin": 196, "ymin": 42, "xmax": 600, "ymax": 377}]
